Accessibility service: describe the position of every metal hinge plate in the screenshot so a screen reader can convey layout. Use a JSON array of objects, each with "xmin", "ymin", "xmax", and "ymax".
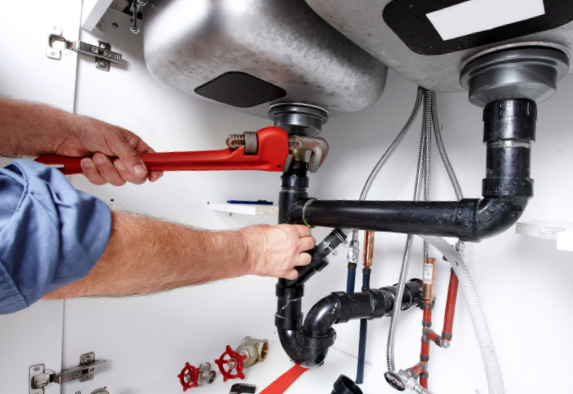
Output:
[
  {"xmin": 46, "ymin": 25, "xmax": 123, "ymax": 71},
  {"xmin": 29, "ymin": 352, "xmax": 109, "ymax": 394}
]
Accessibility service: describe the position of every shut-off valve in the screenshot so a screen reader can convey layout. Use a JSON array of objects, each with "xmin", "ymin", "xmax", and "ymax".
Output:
[
  {"xmin": 214, "ymin": 337, "xmax": 269, "ymax": 382},
  {"xmin": 177, "ymin": 337, "xmax": 268, "ymax": 391},
  {"xmin": 177, "ymin": 362, "xmax": 217, "ymax": 391}
]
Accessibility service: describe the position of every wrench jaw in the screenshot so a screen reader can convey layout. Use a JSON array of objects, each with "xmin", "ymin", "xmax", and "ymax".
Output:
[
  {"xmin": 226, "ymin": 131, "xmax": 329, "ymax": 173},
  {"xmin": 266, "ymin": 103, "xmax": 330, "ymax": 173},
  {"xmin": 288, "ymin": 136, "xmax": 329, "ymax": 173}
]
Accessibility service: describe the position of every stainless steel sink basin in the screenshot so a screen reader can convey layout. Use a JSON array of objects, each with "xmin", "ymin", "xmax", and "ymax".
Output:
[
  {"xmin": 143, "ymin": 0, "xmax": 388, "ymax": 121},
  {"xmin": 305, "ymin": 0, "xmax": 572, "ymax": 92}
]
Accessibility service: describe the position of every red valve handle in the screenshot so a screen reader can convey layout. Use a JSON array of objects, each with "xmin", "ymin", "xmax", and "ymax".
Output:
[
  {"xmin": 214, "ymin": 345, "xmax": 247, "ymax": 382},
  {"xmin": 35, "ymin": 127, "xmax": 290, "ymax": 174},
  {"xmin": 177, "ymin": 362, "xmax": 199, "ymax": 391}
]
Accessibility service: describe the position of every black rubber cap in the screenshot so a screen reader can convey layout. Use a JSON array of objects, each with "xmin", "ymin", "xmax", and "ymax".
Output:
[{"xmin": 332, "ymin": 375, "xmax": 363, "ymax": 394}]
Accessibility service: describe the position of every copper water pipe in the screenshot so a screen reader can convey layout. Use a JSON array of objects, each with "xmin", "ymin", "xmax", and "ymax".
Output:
[
  {"xmin": 420, "ymin": 257, "xmax": 436, "ymax": 390},
  {"xmin": 362, "ymin": 231, "xmax": 375, "ymax": 269}
]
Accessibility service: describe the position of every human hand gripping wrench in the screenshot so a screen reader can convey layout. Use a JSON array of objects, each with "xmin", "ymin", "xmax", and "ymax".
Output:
[{"xmin": 35, "ymin": 127, "xmax": 329, "ymax": 174}]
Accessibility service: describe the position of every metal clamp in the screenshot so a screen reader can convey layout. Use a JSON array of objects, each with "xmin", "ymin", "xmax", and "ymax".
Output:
[
  {"xmin": 29, "ymin": 352, "xmax": 109, "ymax": 394},
  {"xmin": 47, "ymin": 26, "xmax": 123, "ymax": 71}
]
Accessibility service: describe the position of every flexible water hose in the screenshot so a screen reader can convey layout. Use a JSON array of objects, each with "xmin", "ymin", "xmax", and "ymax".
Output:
[
  {"xmin": 421, "ymin": 236, "xmax": 505, "ymax": 394},
  {"xmin": 386, "ymin": 234, "xmax": 415, "ymax": 373},
  {"xmin": 358, "ymin": 88, "xmax": 425, "ymax": 202},
  {"xmin": 421, "ymin": 89, "xmax": 433, "ymax": 258},
  {"xmin": 349, "ymin": 87, "xmax": 424, "ymax": 248},
  {"xmin": 387, "ymin": 89, "xmax": 432, "ymax": 372},
  {"xmin": 431, "ymin": 96, "xmax": 463, "ymax": 201},
  {"xmin": 347, "ymin": 87, "xmax": 424, "ymax": 378}
]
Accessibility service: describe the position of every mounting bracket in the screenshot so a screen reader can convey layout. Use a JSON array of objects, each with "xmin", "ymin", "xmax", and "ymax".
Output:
[
  {"xmin": 29, "ymin": 352, "xmax": 109, "ymax": 394},
  {"xmin": 46, "ymin": 25, "xmax": 123, "ymax": 71}
]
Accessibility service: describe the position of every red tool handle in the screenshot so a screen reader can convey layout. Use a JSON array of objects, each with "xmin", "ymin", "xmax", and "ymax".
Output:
[
  {"xmin": 259, "ymin": 364, "xmax": 308, "ymax": 394},
  {"xmin": 35, "ymin": 127, "xmax": 290, "ymax": 174}
]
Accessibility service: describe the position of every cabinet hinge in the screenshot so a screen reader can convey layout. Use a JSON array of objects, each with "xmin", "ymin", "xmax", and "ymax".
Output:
[
  {"xmin": 46, "ymin": 25, "xmax": 123, "ymax": 71},
  {"xmin": 29, "ymin": 352, "xmax": 109, "ymax": 394}
]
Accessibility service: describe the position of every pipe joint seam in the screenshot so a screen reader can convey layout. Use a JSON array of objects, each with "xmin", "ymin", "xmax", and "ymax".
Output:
[
  {"xmin": 296, "ymin": 328, "xmax": 337, "ymax": 349},
  {"xmin": 275, "ymin": 314, "xmax": 303, "ymax": 330},
  {"xmin": 482, "ymin": 178, "xmax": 533, "ymax": 198},
  {"xmin": 276, "ymin": 284, "xmax": 304, "ymax": 299},
  {"xmin": 302, "ymin": 198, "xmax": 316, "ymax": 228}
]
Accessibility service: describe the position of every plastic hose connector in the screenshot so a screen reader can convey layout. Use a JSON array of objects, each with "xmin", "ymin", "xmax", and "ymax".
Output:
[
  {"xmin": 177, "ymin": 362, "xmax": 199, "ymax": 391},
  {"xmin": 215, "ymin": 345, "xmax": 247, "ymax": 381}
]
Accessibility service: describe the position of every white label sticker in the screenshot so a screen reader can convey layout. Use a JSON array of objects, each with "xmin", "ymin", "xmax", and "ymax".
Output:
[
  {"xmin": 427, "ymin": 0, "xmax": 546, "ymax": 41},
  {"xmin": 423, "ymin": 263, "xmax": 434, "ymax": 284}
]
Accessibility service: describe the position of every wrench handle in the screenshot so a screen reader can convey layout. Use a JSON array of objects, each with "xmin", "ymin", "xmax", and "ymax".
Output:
[{"xmin": 35, "ymin": 127, "xmax": 290, "ymax": 174}]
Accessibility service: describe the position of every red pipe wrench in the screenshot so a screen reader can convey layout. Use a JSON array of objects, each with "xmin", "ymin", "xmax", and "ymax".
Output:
[{"xmin": 35, "ymin": 127, "xmax": 290, "ymax": 174}]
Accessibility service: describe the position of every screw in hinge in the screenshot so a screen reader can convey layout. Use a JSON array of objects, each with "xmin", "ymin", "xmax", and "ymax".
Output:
[{"xmin": 130, "ymin": 0, "xmax": 148, "ymax": 34}]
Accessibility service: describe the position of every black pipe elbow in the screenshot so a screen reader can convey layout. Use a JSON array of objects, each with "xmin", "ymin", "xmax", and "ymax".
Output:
[
  {"xmin": 275, "ymin": 295, "xmax": 336, "ymax": 367},
  {"xmin": 279, "ymin": 279, "xmax": 423, "ymax": 368},
  {"xmin": 473, "ymin": 197, "xmax": 529, "ymax": 239},
  {"xmin": 276, "ymin": 326, "xmax": 333, "ymax": 367},
  {"xmin": 288, "ymin": 99, "xmax": 536, "ymax": 242}
]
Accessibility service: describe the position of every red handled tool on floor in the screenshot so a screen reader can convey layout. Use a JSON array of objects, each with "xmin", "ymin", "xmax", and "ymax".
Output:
[{"xmin": 35, "ymin": 127, "xmax": 328, "ymax": 174}]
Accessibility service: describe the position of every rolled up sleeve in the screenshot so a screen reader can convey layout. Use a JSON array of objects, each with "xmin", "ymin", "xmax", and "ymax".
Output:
[{"xmin": 0, "ymin": 159, "xmax": 111, "ymax": 313}]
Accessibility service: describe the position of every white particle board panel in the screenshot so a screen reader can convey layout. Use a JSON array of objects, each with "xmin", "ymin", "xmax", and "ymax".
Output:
[
  {"xmin": 82, "ymin": 0, "xmax": 115, "ymax": 31},
  {"xmin": 0, "ymin": 1, "xmax": 80, "ymax": 393},
  {"xmin": 0, "ymin": 302, "xmax": 65, "ymax": 394},
  {"xmin": 63, "ymin": 7, "xmax": 280, "ymax": 394},
  {"xmin": 61, "ymin": 4, "xmax": 573, "ymax": 394},
  {"xmin": 209, "ymin": 202, "xmax": 279, "ymax": 216},
  {"xmin": 516, "ymin": 221, "xmax": 573, "ymax": 251},
  {"xmin": 0, "ymin": 0, "xmax": 80, "ymax": 110}
]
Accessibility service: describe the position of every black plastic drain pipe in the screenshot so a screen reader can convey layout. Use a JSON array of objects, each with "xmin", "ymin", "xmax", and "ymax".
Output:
[
  {"xmin": 275, "ymin": 160, "xmax": 423, "ymax": 368},
  {"xmin": 275, "ymin": 100, "xmax": 536, "ymax": 368},
  {"xmin": 276, "ymin": 279, "xmax": 423, "ymax": 368},
  {"xmin": 286, "ymin": 99, "xmax": 536, "ymax": 242}
]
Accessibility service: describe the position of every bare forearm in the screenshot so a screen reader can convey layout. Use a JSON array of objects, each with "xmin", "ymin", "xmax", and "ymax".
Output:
[
  {"xmin": 43, "ymin": 211, "xmax": 313, "ymax": 299},
  {"xmin": 44, "ymin": 211, "xmax": 254, "ymax": 298},
  {"xmin": 0, "ymin": 97, "xmax": 74, "ymax": 156}
]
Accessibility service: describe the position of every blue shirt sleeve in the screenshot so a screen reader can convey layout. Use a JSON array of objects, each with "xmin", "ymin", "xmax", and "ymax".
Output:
[{"xmin": 0, "ymin": 159, "xmax": 112, "ymax": 314}]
